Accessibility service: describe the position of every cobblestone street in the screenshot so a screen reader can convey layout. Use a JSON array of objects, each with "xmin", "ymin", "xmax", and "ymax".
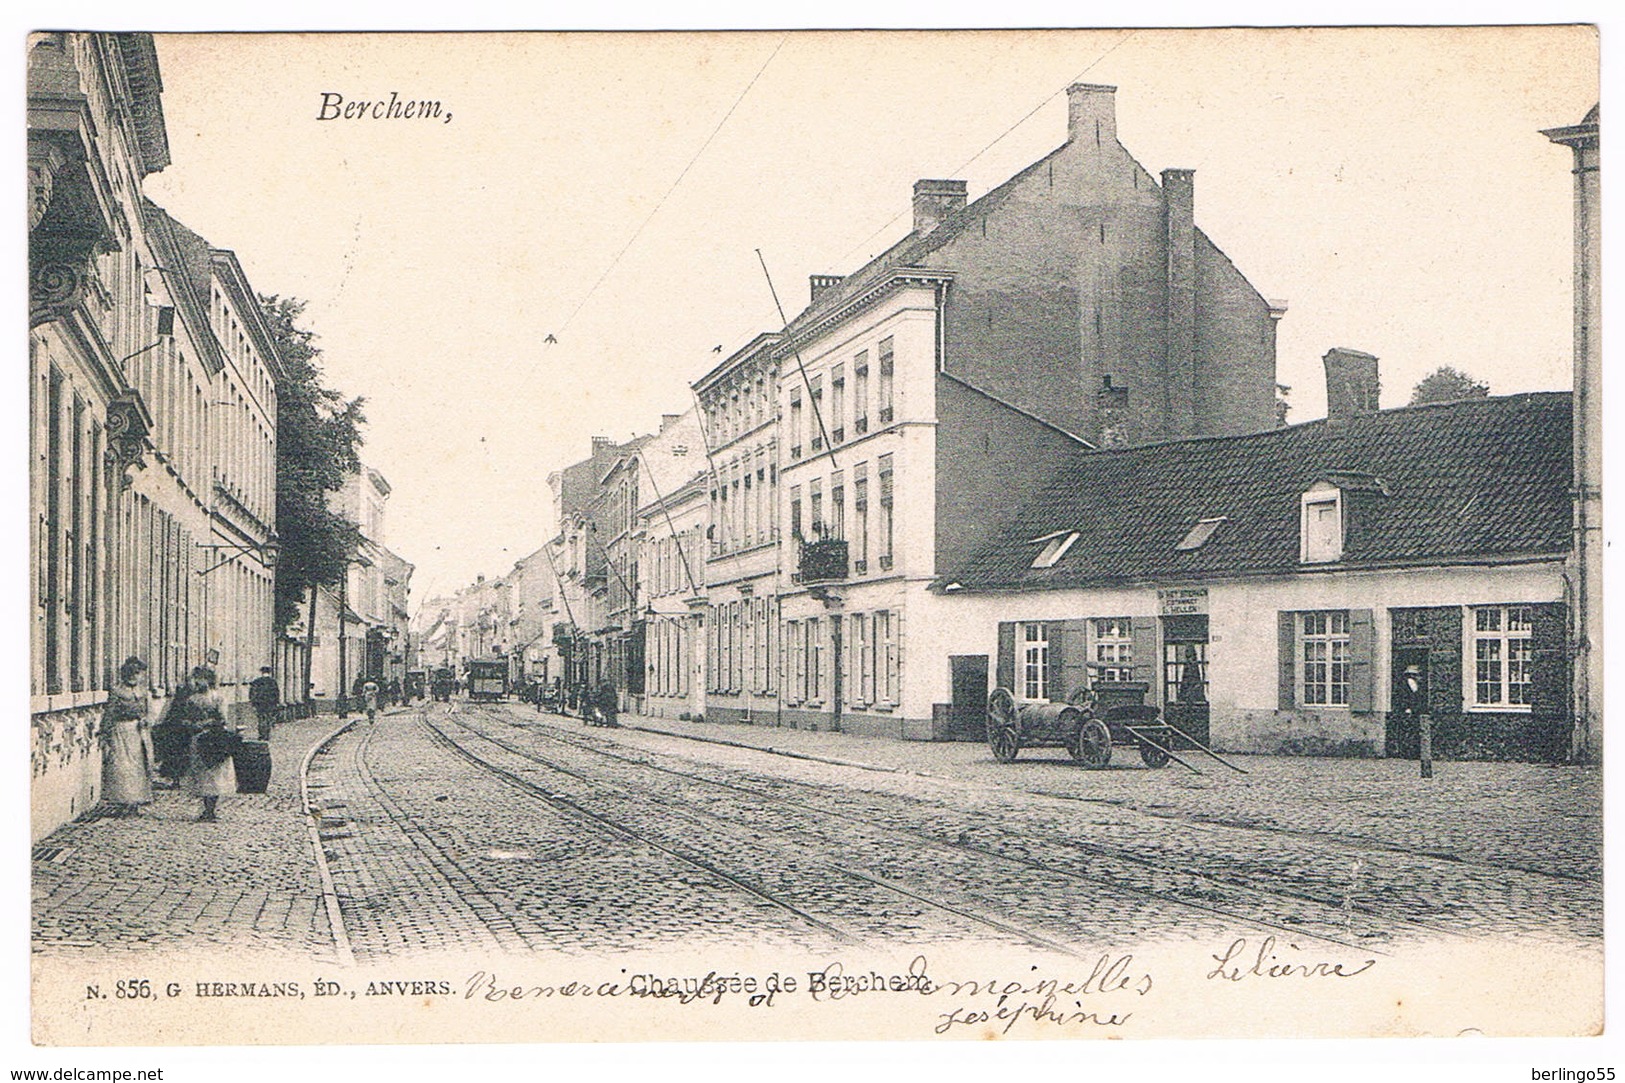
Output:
[{"xmin": 33, "ymin": 702, "xmax": 1602, "ymax": 963}]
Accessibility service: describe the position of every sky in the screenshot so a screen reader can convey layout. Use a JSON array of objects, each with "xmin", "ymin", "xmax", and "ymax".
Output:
[{"xmin": 137, "ymin": 26, "xmax": 1598, "ymax": 604}]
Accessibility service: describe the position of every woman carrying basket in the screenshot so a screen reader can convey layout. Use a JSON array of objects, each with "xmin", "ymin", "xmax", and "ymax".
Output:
[{"xmin": 179, "ymin": 666, "xmax": 238, "ymax": 823}]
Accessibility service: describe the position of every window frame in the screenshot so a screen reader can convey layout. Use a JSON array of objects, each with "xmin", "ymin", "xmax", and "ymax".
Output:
[
  {"xmin": 1298, "ymin": 610, "xmax": 1351, "ymax": 707},
  {"xmin": 1020, "ymin": 621, "xmax": 1050, "ymax": 702},
  {"xmin": 1466, "ymin": 604, "xmax": 1535, "ymax": 712},
  {"xmin": 1299, "ymin": 485, "xmax": 1343, "ymax": 564}
]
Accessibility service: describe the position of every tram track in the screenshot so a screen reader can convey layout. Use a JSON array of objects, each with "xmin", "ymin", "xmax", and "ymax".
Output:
[
  {"xmin": 481, "ymin": 705, "xmax": 1600, "ymax": 943},
  {"xmin": 421, "ymin": 709, "xmax": 1090, "ymax": 956},
  {"xmin": 444, "ymin": 705, "xmax": 1408, "ymax": 953}
]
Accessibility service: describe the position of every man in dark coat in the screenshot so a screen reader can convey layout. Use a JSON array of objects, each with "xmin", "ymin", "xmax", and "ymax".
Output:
[{"xmin": 248, "ymin": 666, "xmax": 280, "ymax": 741}]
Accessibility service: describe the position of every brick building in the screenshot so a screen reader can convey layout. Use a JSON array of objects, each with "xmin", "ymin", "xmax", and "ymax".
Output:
[{"xmin": 771, "ymin": 83, "xmax": 1281, "ymax": 738}]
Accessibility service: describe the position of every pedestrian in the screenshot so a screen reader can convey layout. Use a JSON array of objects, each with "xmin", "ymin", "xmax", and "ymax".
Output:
[
  {"xmin": 100, "ymin": 656, "xmax": 154, "ymax": 817},
  {"xmin": 594, "ymin": 679, "xmax": 619, "ymax": 728},
  {"xmin": 180, "ymin": 666, "xmax": 237, "ymax": 823},
  {"xmin": 248, "ymin": 665, "xmax": 280, "ymax": 741},
  {"xmin": 387, "ymin": 677, "xmax": 402, "ymax": 707},
  {"xmin": 362, "ymin": 679, "xmax": 380, "ymax": 723}
]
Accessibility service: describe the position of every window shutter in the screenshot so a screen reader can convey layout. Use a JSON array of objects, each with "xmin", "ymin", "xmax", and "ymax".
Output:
[
  {"xmin": 1348, "ymin": 608, "xmax": 1375, "ymax": 713},
  {"xmin": 1043, "ymin": 621, "xmax": 1066, "ymax": 702},
  {"xmin": 1058, "ymin": 619, "xmax": 1090, "ymax": 702},
  {"xmin": 1529, "ymin": 601, "xmax": 1569, "ymax": 719},
  {"xmin": 1278, "ymin": 611, "xmax": 1296, "ymax": 710},
  {"xmin": 1129, "ymin": 616, "xmax": 1156, "ymax": 689},
  {"xmin": 996, "ymin": 622, "xmax": 1015, "ymax": 693},
  {"xmin": 892, "ymin": 609, "xmax": 905, "ymax": 706},
  {"xmin": 1426, "ymin": 607, "xmax": 1463, "ymax": 718}
]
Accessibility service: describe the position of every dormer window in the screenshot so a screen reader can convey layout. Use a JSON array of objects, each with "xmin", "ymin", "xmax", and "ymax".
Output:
[
  {"xmin": 1029, "ymin": 530, "xmax": 1080, "ymax": 569},
  {"xmin": 1177, "ymin": 516, "xmax": 1228, "ymax": 552},
  {"xmin": 1300, "ymin": 483, "xmax": 1342, "ymax": 563}
]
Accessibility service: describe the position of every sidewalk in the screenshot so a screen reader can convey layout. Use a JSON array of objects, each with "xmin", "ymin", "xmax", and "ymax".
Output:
[
  {"xmin": 609, "ymin": 708, "xmax": 1602, "ymax": 883},
  {"xmin": 31, "ymin": 713, "xmax": 350, "ymax": 960}
]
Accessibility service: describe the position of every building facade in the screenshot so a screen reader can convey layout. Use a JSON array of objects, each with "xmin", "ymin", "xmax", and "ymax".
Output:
[
  {"xmin": 694, "ymin": 334, "xmax": 782, "ymax": 725},
  {"xmin": 29, "ymin": 34, "xmax": 290, "ymax": 836},
  {"xmin": 763, "ymin": 83, "xmax": 1280, "ymax": 740},
  {"xmin": 305, "ymin": 466, "xmax": 411, "ymax": 709},
  {"xmin": 934, "ymin": 367, "xmax": 1574, "ymax": 761}
]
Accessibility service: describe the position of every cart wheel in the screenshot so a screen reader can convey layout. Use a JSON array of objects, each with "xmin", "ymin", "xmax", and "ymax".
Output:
[
  {"xmin": 1071, "ymin": 718, "xmax": 1112, "ymax": 768},
  {"xmin": 1139, "ymin": 739, "xmax": 1171, "ymax": 768},
  {"xmin": 987, "ymin": 688, "xmax": 1020, "ymax": 763}
]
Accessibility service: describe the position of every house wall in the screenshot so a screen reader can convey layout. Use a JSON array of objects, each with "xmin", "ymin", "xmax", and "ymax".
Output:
[
  {"xmin": 923, "ymin": 87, "xmax": 1277, "ymax": 445},
  {"xmin": 933, "ymin": 375, "xmax": 1087, "ymax": 578},
  {"xmin": 929, "ymin": 561, "xmax": 1566, "ymax": 758}
]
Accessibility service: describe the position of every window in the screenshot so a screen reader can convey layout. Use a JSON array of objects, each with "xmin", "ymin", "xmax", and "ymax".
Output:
[
  {"xmin": 809, "ymin": 478, "xmax": 823, "ymax": 538},
  {"xmin": 789, "ymin": 485, "xmax": 802, "ymax": 541},
  {"xmin": 850, "ymin": 613, "xmax": 868, "ymax": 705},
  {"xmin": 1299, "ymin": 611, "xmax": 1350, "ymax": 706},
  {"xmin": 1177, "ymin": 516, "xmax": 1228, "ymax": 552},
  {"xmin": 1091, "ymin": 618, "xmax": 1134, "ymax": 682},
  {"xmin": 878, "ymin": 454, "xmax": 894, "ymax": 569},
  {"xmin": 853, "ymin": 465, "xmax": 869, "ymax": 573},
  {"xmin": 878, "ymin": 337, "xmax": 895, "ymax": 423},
  {"xmin": 830, "ymin": 471, "xmax": 845, "ymax": 540},
  {"xmin": 789, "ymin": 619, "xmax": 805, "ymax": 702},
  {"xmin": 831, "ymin": 364, "xmax": 845, "ymax": 444},
  {"xmin": 879, "ymin": 610, "xmax": 901, "ymax": 704},
  {"xmin": 854, "ymin": 353, "xmax": 869, "ymax": 434},
  {"xmin": 810, "ymin": 375, "xmax": 825, "ymax": 450},
  {"xmin": 1164, "ymin": 641, "xmax": 1207, "ymax": 704},
  {"xmin": 1031, "ymin": 531, "xmax": 1079, "ymax": 568},
  {"xmin": 1471, "ymin": 605, "xmax": 1533, "ymax": 708},
  {"xmin": 808, "ymin": 617, "xmax": 823, "ymax": 701},
  {"xmin": 1020, "ymin": 622, "xmax": 1049, "ymax": 701},
  {"xmin": 1300, "ymin": 487, "xmax": 1342, "ymax": 563},
  {"xmin": 790, "ymin": 393, "xmax": 803, "ymax": 460}
]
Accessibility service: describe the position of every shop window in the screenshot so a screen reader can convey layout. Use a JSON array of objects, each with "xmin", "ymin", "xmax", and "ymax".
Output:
[{"xmin": 1470, "ymin": 605, "xmax": 1533, "ymax": 709}]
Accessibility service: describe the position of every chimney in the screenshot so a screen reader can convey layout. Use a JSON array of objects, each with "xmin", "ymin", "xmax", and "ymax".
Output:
[
  {"xmin": 912, "ymin": 179, "xmax": 967, "ymax": 236},
  {"xmin": 809, "ymin": 274, "xmax": 843, "ymax": 302},
  {"xmin": 661, "ymin": 413, "xmax": 680, "ymax": 431},
  {"xmin": 1096, "ymin": 375, "xmax": 1132, "ymax": 447},
  {"xmin": 1322, "ymin": 348, "xmax": 1380, "ymax": 422},
  {"xmin": 1162, "ymin": 168, "xmax": 1196, "ymax": 440},
  {"xmin": 590, "ymin": 435, "xmax": 615, "ymax": 456},
  {"xmin": 1066, "ymin": 83, "xmax": 1118, "ymax": 147}
]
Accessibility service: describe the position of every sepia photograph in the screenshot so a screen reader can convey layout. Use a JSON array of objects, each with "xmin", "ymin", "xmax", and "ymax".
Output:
[{"xmin": 21, "ymin": 17, "xmax": 1605, "ymax": 1063}]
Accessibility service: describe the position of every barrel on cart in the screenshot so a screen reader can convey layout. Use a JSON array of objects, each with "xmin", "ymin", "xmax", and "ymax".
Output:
[
  {"xmin": 985, "ymin": 681, "xmax": 1175, "ymax": 768},
  {"xmin": 233, "ymin": 738, "xmax": 273, "ymax": 794}
]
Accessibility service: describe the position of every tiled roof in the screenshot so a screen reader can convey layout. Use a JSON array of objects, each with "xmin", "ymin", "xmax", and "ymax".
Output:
[{"xmin": 941, "ymin": 392, "xmax": 1572, "ymax": 591}]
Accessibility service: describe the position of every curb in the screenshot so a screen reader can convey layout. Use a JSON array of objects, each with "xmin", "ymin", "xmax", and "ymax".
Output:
[{"xmin": 298, "ymin": 716, "xmax": 358, "ymax": 967}]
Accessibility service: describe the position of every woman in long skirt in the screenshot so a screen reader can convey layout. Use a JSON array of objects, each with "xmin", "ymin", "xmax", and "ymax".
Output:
[
  {"xmin": 100, "ymin": 656, "xmax": 154, "ymax": 816},
  {"xmin": 180, "ymin": 666, "xmax": 236, "ymax": 822}
]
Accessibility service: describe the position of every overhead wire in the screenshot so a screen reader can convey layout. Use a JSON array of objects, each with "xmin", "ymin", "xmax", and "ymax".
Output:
[{"xmin": 550, "ymin": 34, "xmax": 790, "ymax": 341}]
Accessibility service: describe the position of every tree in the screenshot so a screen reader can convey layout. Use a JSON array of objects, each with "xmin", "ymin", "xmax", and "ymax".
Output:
[
  {"xmin": 1410, "ymin": 366, "xmax": 1489, "ymax": 406},
  {"xmin": 262, "ymin": 294, "xmax": 367, "ymax": 634}
]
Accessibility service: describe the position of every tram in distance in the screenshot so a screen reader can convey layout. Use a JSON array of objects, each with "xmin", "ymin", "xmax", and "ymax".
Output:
[{"xmin": 465, "ymin": 658, "xmax": 510, "ymax": 702}]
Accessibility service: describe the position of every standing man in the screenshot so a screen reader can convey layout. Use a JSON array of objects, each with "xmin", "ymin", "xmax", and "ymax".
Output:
[
  {"xmin": 248, "ymin": 665, "xmax": 281, "ymax": 741},
  {"xmin": 362, "ymin": 679, "xmax": 380, "ymax": 724}
]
